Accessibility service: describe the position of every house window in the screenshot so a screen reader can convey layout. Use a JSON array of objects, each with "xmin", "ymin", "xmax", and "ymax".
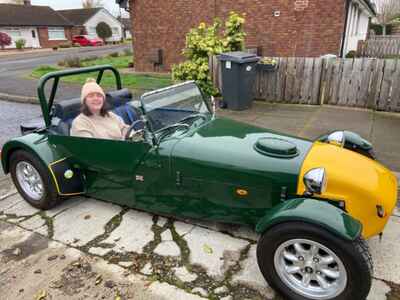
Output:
[
  {"xmin": 88, "ymin": 27, "xmax": 97, "ymax": 37},
  {"xmin": 112, "ymin": 27, "xmax": 119, "ymax": 35},
  {"xmin": 5, "ymin": 27, "xmax": 21, "ymax": 38},
  {"xmin": 48, "ymin": 27, "xmax": 66, "ymax": 40},
  {"xmin": 32, "ymin": 30, "xmax": 36, "ymax": 38}
]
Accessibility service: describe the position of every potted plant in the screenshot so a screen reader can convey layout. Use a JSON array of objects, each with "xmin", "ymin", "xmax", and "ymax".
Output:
[{"xmin": 258, "ymin": 57, "xmax": 278, "ymax": 71}]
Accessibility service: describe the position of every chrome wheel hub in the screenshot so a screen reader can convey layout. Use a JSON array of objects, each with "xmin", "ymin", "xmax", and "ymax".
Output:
[
  {"xmin": 274, "ymin": 238, "xmax": 347, "ymax": 300},
  {"xmin": 15, "ymin": 161, "xmax": 44, "ymax": 201}
]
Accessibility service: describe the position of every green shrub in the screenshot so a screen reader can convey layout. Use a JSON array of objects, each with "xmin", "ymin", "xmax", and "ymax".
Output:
[
  {"xmin": 108, "ymin": 52, "xmax": 120, "ymax": 58},
  {"xmin": 15, "ymin": 38, "xmax": 26, "ymax": 50},
  {"xmin": 172, "ymin": 11, "xmax": 246, "ymax": 95},
  {"xmin": 65, "ymin": 56, "xmax": 81, "ymax": 68},
  {"xmin": 96, "ymin": 22, "xmax": 112, "ymax": 42},
  {"xmin": 345, "ymin": 50, "xmax": 357, "ymax": 58}
]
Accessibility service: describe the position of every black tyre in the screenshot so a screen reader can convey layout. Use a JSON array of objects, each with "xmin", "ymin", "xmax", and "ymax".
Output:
[
  {"xmin": 257, "ymin": 222, "xmax": 373, "ymax": 300},
  {"xmin": 9, "ymin": 150, "xmax": 61, "ymax": 210}
]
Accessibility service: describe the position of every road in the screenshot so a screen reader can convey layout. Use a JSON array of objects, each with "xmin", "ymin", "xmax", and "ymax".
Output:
[{"xmin": 0, "ymin": 44, "xmax": 131, "ymax": 78}]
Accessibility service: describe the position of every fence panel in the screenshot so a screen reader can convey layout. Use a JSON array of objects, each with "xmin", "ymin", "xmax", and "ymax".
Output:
[
  {"xmin": 359, "ymin": 38, "xmax": 400, "ymax": 58},
  {"xmin": 209, "ymin": 56, "xmax": 400, "ymax": 112}
]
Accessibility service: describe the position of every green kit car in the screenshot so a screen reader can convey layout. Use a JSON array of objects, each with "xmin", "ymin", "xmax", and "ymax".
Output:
[{"xmin": 1, "ymin": 65, "xmax": 398, "ymax": 300}]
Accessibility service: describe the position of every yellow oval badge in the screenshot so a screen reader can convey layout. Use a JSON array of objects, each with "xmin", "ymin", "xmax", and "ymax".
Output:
[{"xmin": 236, "ymin": 189, "xmax": 248, "ymax": 196}]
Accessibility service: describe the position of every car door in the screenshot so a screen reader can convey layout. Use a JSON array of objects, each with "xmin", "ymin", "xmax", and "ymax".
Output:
[{"xmin": 48, "ymin": 135, "xmax": 151, "ymax": 206}]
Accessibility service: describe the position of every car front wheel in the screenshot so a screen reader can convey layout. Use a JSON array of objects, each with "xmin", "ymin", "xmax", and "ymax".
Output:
[
  {"xmin": 10, "ymin": 150, "xmax": 61, "ymax": 210},
  {"xmin": 257, "ymin": 222, "xmax": 373, "ymax": 300}
]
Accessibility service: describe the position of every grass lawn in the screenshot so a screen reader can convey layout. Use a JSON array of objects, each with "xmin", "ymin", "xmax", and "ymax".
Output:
[{"xmin": 31, "ymin": 55, "xmax": 173, "ymax": 91}]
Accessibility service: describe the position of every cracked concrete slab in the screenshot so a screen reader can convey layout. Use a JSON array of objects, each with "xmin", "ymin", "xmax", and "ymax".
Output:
[
  {"xmin": 183, "ymin": 226, "xmax": 249, "ymax": 279},
  {"xmin": 52, "ymin": 199, "xmax": 122, "ymax": 247},
  {"xmin": 103, "ymin": 210, "xmax": 154, "ymax": 254},
  {"xmin": 231, "ymin": 245, "xmax": 275, "ymax": 298},
  {"xmin": 154, "ymin": 240, "xmax": 181, "ymax": 257},
  {"xmin": 173, "ymin": 266, "xmax": 198, "ymax": 282},
  {"xmin": 174, "ymin": 221, "xmax": 195, "ymax": 236},
  {"xmin": 2, "ymin": 195, "xmax": 40, "ymax": 217},
  {"xmin": 148, "ymin": 282, "xmax": 205, "ymax": 300},
  {"xmin": 369, "ymin": 216, "xmax": 400, "ymax": 284},
  {"xmin": 0, "ymin": 193, "xmax": 24, "ymax": 212},
  {"xmin": 19, "ymin": 215, "xmax": 46, "ymax": 231},
  {"xmin": 0, "ymin": 176, "xmax": 16, "ymax": 200},
  {"xmin": 368, "ymin": 279, "xmax": 391, "ymax": 300}
]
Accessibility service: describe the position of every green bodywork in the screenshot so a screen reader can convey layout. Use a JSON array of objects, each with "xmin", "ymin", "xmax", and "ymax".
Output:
[{"xmin": 0, "ymin": 65, "xmax": 363, "ymax": 241}]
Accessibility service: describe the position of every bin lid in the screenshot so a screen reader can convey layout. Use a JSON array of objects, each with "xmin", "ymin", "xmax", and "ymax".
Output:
[{"xmin": 218, "ymin": 51, "xmax": 260, "ymax": 64}]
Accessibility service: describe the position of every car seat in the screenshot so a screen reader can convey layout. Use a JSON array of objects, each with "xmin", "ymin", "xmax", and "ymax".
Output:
[{"xmin": 52, "ymin": 88, "xmax": 135, "ymax": 136}]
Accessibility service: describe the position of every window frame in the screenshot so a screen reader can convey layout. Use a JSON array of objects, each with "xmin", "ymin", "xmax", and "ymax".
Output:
[{"xmin": 48, "ymin": 27, "xmax": 66, "ymax": 41}]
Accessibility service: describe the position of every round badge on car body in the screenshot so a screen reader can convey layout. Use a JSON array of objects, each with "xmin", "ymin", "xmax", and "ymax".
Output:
[{"xmin": 64, "ymin": 169, "xmax": 74, "ymax": 179}]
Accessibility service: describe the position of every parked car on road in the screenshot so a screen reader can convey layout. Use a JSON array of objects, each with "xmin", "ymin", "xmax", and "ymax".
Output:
[
  {"xmin": 1, "ymin": 65, "xmax": 397, "ymax": 300},
  {"xmin": 72, "ymin": 35, "xmax": 104, "ymax": 47}
]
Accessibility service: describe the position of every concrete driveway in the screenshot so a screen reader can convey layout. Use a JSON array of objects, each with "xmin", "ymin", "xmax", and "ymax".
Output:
[{"xmin": 1, "ymin": 178, "xmax": 399, "ymax": 299}]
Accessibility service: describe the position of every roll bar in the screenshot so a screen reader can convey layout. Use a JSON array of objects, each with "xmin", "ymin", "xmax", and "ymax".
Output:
[{"xmin": 37, "ymin": 65, "xmax": 122, "ymax": 127}]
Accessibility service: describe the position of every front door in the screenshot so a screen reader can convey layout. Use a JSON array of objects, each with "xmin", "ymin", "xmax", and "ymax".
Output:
[{"xmin": 48, "ymin": 135, "xmax": 151, "ymax": 206}]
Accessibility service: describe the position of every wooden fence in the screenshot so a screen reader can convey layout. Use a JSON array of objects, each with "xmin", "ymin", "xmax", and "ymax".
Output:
[
  {"xmin": 358, "ymin": 37, "xmax": 400, "ymax": 58},
  {"xmin": 209, "ymin": 57, "xmax": 400, "ymax": 112}
]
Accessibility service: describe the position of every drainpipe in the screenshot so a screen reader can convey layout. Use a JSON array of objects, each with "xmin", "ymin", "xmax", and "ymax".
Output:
[{"xmin": 340, "ymin": 0, "xmax": 352, "ymax": 57}]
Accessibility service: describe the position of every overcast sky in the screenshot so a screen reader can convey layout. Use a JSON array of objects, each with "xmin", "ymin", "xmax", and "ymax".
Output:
[{"xmin": 31, "ymin": 0, "xmax": 128, "ymax": 16}]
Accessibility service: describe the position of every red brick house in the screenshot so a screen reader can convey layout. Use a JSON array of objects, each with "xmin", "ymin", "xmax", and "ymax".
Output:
[
  {"xmin": 0, "ymin": 2, "xmax": 73, "ymax": 49},
  {"xmin": 125, "ymin": 0, "xmax": 376, "ymax": 72}
]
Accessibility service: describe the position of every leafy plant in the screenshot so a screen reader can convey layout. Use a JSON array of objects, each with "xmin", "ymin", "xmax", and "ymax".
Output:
[
  {"xmin": 96, "ymin": 22, "xmax": 112, "ymax": 43},
  {"xmin": 0, "ymin": 32, "xmax": 12, "ymax": 50},
  {"xmin": 345, "ymin": 50, "xmax": 357, "ymax": 58},
  {"xmin": 15, "ymin": 38, "xmax": 26, "ymax": 50},
  {"xmin": 172, "ymin": 11, "xmax": 246, "ymax": 95}
]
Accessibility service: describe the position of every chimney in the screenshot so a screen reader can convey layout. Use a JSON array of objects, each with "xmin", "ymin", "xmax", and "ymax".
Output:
[{"xmin": 23, "ymin": 0, "xmax": 31, "ymax": 5}]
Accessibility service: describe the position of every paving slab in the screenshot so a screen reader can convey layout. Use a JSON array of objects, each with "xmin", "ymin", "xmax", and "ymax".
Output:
[
  {"xmin": 154, "ymin": 240, "xmax": 181, "ymax": 257},
  {"xmin": 19, "ymin": 215, "xmax": 46, "ymax": 231},
  {"xmin": 368, "ymin": 279, "xmax": 392, "ymax": 300},
  {"xmin": 0, "ymin": 193, "xmax": 24, "ymax": 213},
  {"xmin": 231, "ymin": 245, "xmax": 275, "ymax": 298},
  {"xmin": 52, "ymin": 199, "xmax": 122, "ymax": 247},
  {"xmin": 103, "ymin": 210, "xmax": 154, "ymax": 254},
  {"xmin": 173, "ymin": 266, "xmax": 198, "ymax": 282},
  {"xmin": 183, "ymin": 226, "xmax": 249, "ymax": 279},
  {"xmin": 0, "ymin": 176, "xmax": 16, "ymax": 199},
  {"xmin": 368, "ymin": 216, "xmax": 400, "ymax": 284},
  {"xmin": 2, "ymin": 195, "xmax": 40, "ymax": 217}
]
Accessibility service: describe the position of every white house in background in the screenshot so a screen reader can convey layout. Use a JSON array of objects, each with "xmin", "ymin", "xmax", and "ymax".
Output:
[
  {"xmin": 58, "ymin": 8, "xmax": 123, "ymax": 42},
  {"xmin": 342, "ymin": 0, "xmax": 376, "ymax": 55}
]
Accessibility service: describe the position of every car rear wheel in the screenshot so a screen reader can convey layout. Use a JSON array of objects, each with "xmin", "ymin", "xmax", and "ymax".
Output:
[
  {"xmin": 10, "ymin": 150, "xmax": 61, "ymax": 210},
  {"xmin": 257, "ymin": 222, "xmax": 373, "ymax": 300}
]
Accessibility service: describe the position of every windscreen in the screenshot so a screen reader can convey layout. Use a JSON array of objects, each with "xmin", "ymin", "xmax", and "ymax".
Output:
[{"xmin": 141, "ymin": 82, "xmax": 211, "ymax": 131}]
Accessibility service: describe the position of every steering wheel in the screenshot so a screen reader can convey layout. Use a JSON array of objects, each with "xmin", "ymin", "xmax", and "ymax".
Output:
[
  {"xmin": 125, "ymin": 119, "xmax": 145, "ymax": 140},
  {"xmin": 179, "ymin": 113, "xmax": 208, "ymax": 124},
  {"xmin": 155, "ymin": 123, "xmax": 190, "ymax": 143}
]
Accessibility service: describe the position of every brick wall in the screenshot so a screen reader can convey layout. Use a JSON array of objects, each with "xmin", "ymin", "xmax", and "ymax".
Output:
[
  {"xmin": 129, "ymin": 0, "xmax": 347, "ymax": 72},
  {"xmin": 71, "ymin": 26, "xmax": 87, "ymax": 37},
  {"xmin": 37, "ymin": 27, "xmax": 73, "ymax": 48}
]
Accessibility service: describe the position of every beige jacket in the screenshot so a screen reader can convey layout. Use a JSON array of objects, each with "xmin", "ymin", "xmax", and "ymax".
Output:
[{"xmin": 71, "ymin": 112, "xmax": 129, "ymax": 140}]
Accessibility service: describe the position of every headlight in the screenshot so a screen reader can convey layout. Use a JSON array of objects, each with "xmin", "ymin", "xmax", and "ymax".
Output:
[{"xmin": 303, "ymin": 167, "xmax": 327, "ymax": 194}]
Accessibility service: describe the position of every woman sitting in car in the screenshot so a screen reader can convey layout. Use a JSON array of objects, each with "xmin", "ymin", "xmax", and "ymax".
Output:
[{"xmin": 71, "ymin": 78, "xmax": 130, "ymax": 140}]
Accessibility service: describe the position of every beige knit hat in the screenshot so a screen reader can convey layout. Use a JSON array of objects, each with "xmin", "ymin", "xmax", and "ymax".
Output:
[{"xmin": 81, "ymin": 78, "xmax": 106, "ymax": 103}]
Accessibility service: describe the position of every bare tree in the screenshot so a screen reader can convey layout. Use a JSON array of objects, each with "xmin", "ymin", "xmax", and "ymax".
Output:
[
  {"xmin": 373, "ymin": 0, "xmax": 400, "ymax": 35},
  {"xmin": 82, "ymin": 0, "xmax": 103, "ymax": 8}
]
